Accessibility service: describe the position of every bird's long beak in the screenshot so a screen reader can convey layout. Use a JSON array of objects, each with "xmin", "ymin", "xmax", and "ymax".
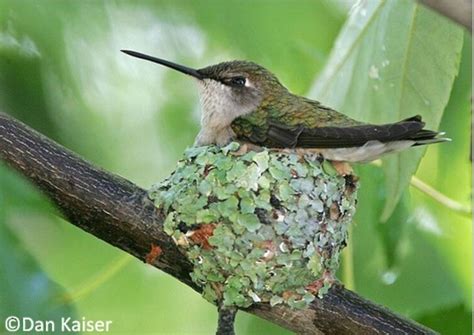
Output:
[{"xmin": 121, "ymin": 50, "xmax": 204, "ymax": 80}]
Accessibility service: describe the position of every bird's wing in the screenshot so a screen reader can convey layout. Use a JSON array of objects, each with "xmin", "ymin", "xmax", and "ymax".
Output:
[{"xmin": 266, "ymin": 115, "xmax": 442, "ymax": 149}]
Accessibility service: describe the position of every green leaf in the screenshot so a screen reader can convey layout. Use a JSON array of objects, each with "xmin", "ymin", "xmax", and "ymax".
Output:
[
  {"xmin": 416, "ymin": 304, "xmax": 471, "ymax": 335},
  {"xmin": 412, "ymin": 36, "xmax": 472, "ymax": 307},
  {"xmin": 196, "ymin": 209, "xmax": 219, "ymax": 224},
  {"xmin": 0, "ymin": 200, "xmax": 75, "ymax": 323},
  {"xmin": 198, "ymin": 179, "xmax": 213, "ymax": 196},
  {"xmin": 240, "ymin": 196, "xmax": 256, "ymax": 214},
  {"xmin": 226, "ymin": 161, "xmax": 248, "ymax": 182},
  {"xmin": 350, "ymin": 165, "xmax": 467, "ymax": 318},
  {"xmin": 163, "ymin": 212, "xmax": 176, "ymax": 235},
  {"xmin": 222, "ymin": 141, "xmax": 240, "ymax": 155},
  {"xmin": 310, "ymin": 0, "xmax": 463, "ymax": 221},
  {"xmin": 278, "ymin": 182, "xmax": 295, "ymax": 201},
  {"xmin": 217, "ymin": 196, "xmax": 239, "ymax": 218},
  {"xmin": 269, "ymin": 295, "xmax": 284, "ymax": 307},
  {"xmin": 208, "ymin": 225, "xmax": 235, "ymax": 250},
  {"xmin": 268, "ymin": 164, "xmax": 288, "ymax": 180},
  {"xmin": 237, "ymin": 213, "xmax": 262, "ymax": 232},
  {"xmin": 236, "ymin": 164, "xmax": 261, "ymax": 191},
  {"xmin": 252, "ymin": 151, "xmax": 269, "ymax": 172},
  {"xmin": 350, "ymin": 165, "xmax": 410, "ymax": 269},
  {"xmin": 322, "ymin": 160, "xmax": 337, "ymax": 176}
]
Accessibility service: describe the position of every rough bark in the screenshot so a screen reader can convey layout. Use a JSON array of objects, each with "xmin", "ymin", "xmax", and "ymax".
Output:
[{"xmin": 0, "ymin": 113, "xmax": 436, "ymax": 334}]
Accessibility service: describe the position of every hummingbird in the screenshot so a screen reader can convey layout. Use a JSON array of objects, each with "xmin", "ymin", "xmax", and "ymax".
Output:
[{"xmin": 121, "ymin": 50, "xmax": 449, "ymax": 163}]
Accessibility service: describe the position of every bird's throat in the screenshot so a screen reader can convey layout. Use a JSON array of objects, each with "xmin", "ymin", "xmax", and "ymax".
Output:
[{"xmin": 196, "ymin": 79, "xmax": 261, "ymax": 146}]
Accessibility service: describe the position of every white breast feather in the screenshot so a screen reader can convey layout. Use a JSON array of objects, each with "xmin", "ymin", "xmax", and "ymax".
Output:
[{"xmin": 195, "ymin": 79, "xmax": 261, "ymax": 146}]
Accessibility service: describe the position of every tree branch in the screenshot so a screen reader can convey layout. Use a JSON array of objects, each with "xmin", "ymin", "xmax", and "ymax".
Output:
[
  {"xmin": 0, "ymin": 113, "xmax": 435, "ymax": 334},
  {"xmin": 417, "ymin": 0, "xmax": 471, "ymax": 31}
]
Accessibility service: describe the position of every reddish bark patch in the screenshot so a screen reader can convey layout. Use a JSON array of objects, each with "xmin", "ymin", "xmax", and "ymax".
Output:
[
  {"xmin": 282, "ymin": 290, "xmax": 302, "ymax": 301},
  {"xmin": 306, "ymin": 279, "xmax": 324, "ymax": 294},
  {"xmin": 203, "ymin": 164, "xmax": 213, "ymax": 177},
  {"xmin": 331, "ymin": 161, "xmax": 353, "ymax": 176},
  {"xmin": 330, "ymin": 202, "xmax": 341, "ymax": 220},
  {"xmin": 145, "ymin": 243, "xmax": 162, "ymax": 264},
  {"xmin": 189, "ymin": 223, "xmax": 216, "ymax": 250}
]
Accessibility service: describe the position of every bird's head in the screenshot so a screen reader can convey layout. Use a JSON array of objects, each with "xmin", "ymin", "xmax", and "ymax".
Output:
[{"xmin": 121, "ymin": 50, "xmax": 287, "ymax": 127}]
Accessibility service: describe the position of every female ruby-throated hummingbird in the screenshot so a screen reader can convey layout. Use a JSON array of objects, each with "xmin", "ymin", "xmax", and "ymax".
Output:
[{"xmin": 122, "ymin": 50, "xmax": 449, "ymax": 162}]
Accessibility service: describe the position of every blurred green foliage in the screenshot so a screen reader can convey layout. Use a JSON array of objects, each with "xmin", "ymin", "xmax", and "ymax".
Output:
[
  {"xmin": 0, "ymin": 0, "xmax": 470, "ymax": 334},
  {"xmin": 0, "ymin": 178, "xmax": 75, "ymax": 330},
  {"xmin": 310, "ymin": 0, "xmax": 463, "ymax": 220}
]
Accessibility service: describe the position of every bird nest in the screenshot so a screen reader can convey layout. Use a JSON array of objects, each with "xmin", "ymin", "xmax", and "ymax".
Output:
[{"xmin": 149, "ymin": 142, "xmax": 357, "ymax": 309}]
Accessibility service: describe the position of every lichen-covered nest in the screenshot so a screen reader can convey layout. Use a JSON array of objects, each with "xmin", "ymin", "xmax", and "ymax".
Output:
[{"xmin": 149, "ymin": 143, "xmax": 357, "ymax": 309}]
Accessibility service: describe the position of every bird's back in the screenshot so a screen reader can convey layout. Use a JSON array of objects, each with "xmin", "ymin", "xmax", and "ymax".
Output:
[
  {"xmin": 231, "ymin": 95, "xmax": 448, "ymax": 162},
  {"xmin": 231, "ymin": 94, "xmax": 362, "ymax": 147}
]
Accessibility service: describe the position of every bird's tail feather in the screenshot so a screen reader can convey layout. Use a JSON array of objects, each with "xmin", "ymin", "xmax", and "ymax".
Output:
[
  {"xmin": 408, "ymin": 127, "xmax": 450, "ymax": 146},
  {"xmin": 413, "ymin": 136, "xmax": 451, "ymax": 146}
]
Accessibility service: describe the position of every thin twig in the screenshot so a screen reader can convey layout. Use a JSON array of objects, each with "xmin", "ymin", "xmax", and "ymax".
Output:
[
  {"xmin": 371, "ymin": 160, "xmax": 470, "ymax": 217},
  {"xmin": 61, "ymin": 255, "xmax": 132, "ymax": 303},
  {"xmin": 411, "ymin": 176, "xmax": 471, "ymax": 217}
]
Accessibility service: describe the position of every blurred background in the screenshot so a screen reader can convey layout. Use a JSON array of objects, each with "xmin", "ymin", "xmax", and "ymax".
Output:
[{"xmin": 0, "ymin": 0, "xmax": 471, "ymax": 334}]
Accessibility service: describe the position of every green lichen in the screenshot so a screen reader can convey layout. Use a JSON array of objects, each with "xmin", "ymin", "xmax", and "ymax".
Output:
[{"xmin": 148, "ymin": 142, "xmax": 358, "ymax": 309}]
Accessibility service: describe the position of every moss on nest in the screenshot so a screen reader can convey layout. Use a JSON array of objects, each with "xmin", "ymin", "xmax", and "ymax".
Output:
[{"xmin": 149, "ymin": 142, "xmax": 357, "ymax": 309}]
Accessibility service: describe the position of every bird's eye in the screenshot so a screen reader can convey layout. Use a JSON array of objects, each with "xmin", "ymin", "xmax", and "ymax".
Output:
[{"xmin": 228, "ymin": 76, "xmax": 246, "ymax": 87}]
